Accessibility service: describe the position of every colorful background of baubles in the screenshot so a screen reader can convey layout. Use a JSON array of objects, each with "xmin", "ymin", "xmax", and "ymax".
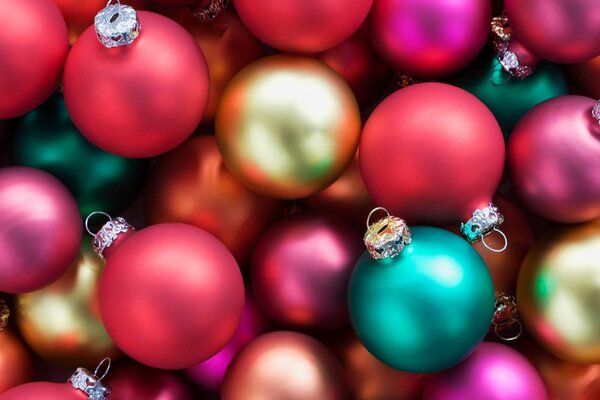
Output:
[{"xmin": 1, "ymin": 0, "xmax": 600, "ymax": 399}]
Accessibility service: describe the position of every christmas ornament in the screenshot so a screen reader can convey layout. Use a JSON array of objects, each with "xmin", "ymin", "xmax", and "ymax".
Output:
[
  {"xmin": 504, "ymin": 0, "xmax": 600, "ymax": 65},
  {"xmin": 369, "ymin": 0, "xmax": 490, "ymax": 77},
  {"xmin": 13, "ymin": 95, "xmax": 148, "ymax": 217},
  {"xmin": 88, "ymin": 213, "xmax": 245, "ymax": 369},
  {"xmin": 423, "ymin": 342, "xmax": 548, "ymax": 400},
  {"xmin": 233, "ymin": 0, "xmax": 372, "ymax": 53},
  {"xmin": 144, "ymin": 135, "xmax": 283, "ymax": 265},
  {"xmin": 167, "ymin": 6, "xmax": 263, "ymax": 121},
  {"xmin": 0, "ymin": 0, "xmax": 68, "ymax": 118},
  {"xmin": 251, "ymin": 212, "xmax": 362, "ymax": 331},
  {"xmin": 360, "ymin": 83, "xmax": 506, "ymax": 248},
  {"xmin": 509, "ymin": 96, "xmax": 600, "ymax": 223},
  {"xmin": 16, "ymin": 240, "xmax": 119, "ymax": 367},
  {"xmin": 327, "ymin": 330, "xmax": 427, "ymax": 400},
  {"xmin": 446, "ymin": 50, "xmax": 568, "ymax": 138},
  {"xmin": 314, "ymin": 28, "xmax": 392, "ymax": 109},
  {"xmin": 216, "ymin": 54, "xmax": 361, "ymax": 199},
  {"xmin": 305, "ymin": 152, "xmax": 376, "ymax": 230},
  {"xmin": 185, "ymin": 295, "xmax": 269, "ymax": 392},
  {"xmin": 517, "ymin": 220, "xmax": 600, "ymax": 364},
  {"xmin": 0, "ymin": 358, "xmax": 112, "ymax": 400},
  {"xmin": 106, "ymin": 362, "xmax": 191, "ymax": 400},
  {"xmin": 63, "ymin": 5, "xmax": 209, "ymax": 157},
  {"xmin": 221, "ymin": 331, "xmax": 347, "ymax": 400},
  {"xmin": 348, "ymin": 210, "xmax": 495, "ymax": 372},
  {"xmin": 490, "ymin": 292, "xmax": 522, "ymax": 342},
  {"xmin": 567, "ymin": 55, "xmax": 600, "ymax": 99},
  {"xmin": 0, "ymin": 302, "xmax": 33, "ymax": 395},
  {"xmin": 0, "ymin": 167, "xmax": 82, "ymax": 293}
]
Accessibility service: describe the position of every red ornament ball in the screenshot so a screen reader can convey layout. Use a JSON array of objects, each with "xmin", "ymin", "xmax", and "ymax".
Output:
[
  {"xmin": 509, "ymin": 95, "xmax": 600, "ymax": 223},
  {"xmin": 233, "ymin": 0, "xmax": 373, "ymax": 53},
  {"xmin": 360, "ymin": 83, "xmax": 504, "ymax": 226},
  {"xmin": 370, "ymin": 0, "xmax": 490, "ymax": 77},
  {"xmin": 0, "ymin": 0, "xmax": 68, "ymax": 118},
  {"xmin": 0, "ymin": 382, "xmax": 83, "ymax": 400},
  {"xmin": 0, "ymin": 167, "xmax": 82, "ymax": 294},
  {"xmin": 99, "ymin": 223, "xmax": 245, "ymax": 369},
  {"xmin": 63, "ymin": 11, "xmax": 209, "ymax": 158}
]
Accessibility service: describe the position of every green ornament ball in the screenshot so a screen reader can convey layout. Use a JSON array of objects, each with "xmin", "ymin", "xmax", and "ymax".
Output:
[
  {"xmin": 445, "ymin": 50, "xmax": 568, "ymax": 139},
  {"xmin": 13, "ymin": 95, "xmax": 148, "ymax": 217},
  {"xmin": 348, "ymin": 227, "xmax": 495, "ymax": 373}
]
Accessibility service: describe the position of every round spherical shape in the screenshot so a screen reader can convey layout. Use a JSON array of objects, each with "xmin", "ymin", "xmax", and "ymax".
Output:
[
  {"xmin": 348, "ymin": 227, "xmax": 495, "ymax": 373},
  {"xmin": 446, "ymin": 50, "xmax": 569, "ymax": 138},
  {"xmin": 216, "ymin": 55, "xmax": 361, "ymax": 199},
  {"xmin": 99, "ymin": 223, "xmax": 245, "ymax": 369},
  {"xmin": 517, "ymin": 220, "xmax": 600, "ymax": 364},
  {"xmin": 221, "ymin": 331, "xmax": 347, "ymax": 400},
  {"xmin": 252, "ymin": 212, "xmax": 362, "ymax": 330},
  {"xmin": 13, "ymin": 96, "xmax": 148, "ymax": 217},
  {"xmin": 16, "ymin": 241, "xmax": 119, "ymax": 367},
  {"xmin": 0, "ymin": 167, "xmax": 82, "ymax": 293},
  {"xmin": 233, "ymin": 0, "xmax": 372, "ymax": 53},
  {"xmin": 360, "ymin": 83, "xmax": 504, "ymax": 225},
  {"xmin": 0, "ymin": 0, "xmax": 68, "ymax": 118},
  {"xmin": 106, "ymin": 362, "xmax": 192, "ymax": 400},
  {"xmin": 0, "ymin": 382, "xmax": 82, "ymax": 400},
  {"xmin": 144, "ymin": 135, "xmax": 283, "ymax": 265},
  {"xmin": 567, "ymin": 55, "xmax": 600, "ymax": 99},
  {"xmin": 423, "ymin": 342, "xmax": 548, "ymax": 400},
  {"xmin": 0, "ymin": 331, "xmax": 33, "ymax": 394},
  {"xmin": 370, "ymin": 0, "xmax": 490, "ymax": 77},
  {"xmin": 63, "ymin": 11, "xmax": 209, "ymax": 158},
  {"xmin": 509, "ymin": 95, "xmax": 600, "ymax": 223},
  {"xmin": 505, "ymin": 0, "xmax": 600, "ymax": 63}
]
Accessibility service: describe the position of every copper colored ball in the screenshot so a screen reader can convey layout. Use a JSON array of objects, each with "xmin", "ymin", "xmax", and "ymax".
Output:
[
  {"xmin": 0, "ymin": 331, "xmax": 33, "ymax": 394},
  {"xmin": 222, "ymin": 331, "xmax": 347, "ymax": 400},
  {"xmin": 144, "ymin": 135, "xmax": 283, "ymax": 265}
]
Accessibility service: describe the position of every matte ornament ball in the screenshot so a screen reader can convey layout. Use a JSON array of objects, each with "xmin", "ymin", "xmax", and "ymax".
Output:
[
  {"xmin": 348, "ymin": 227, "xmax": 495, "ymax": 373},
  {"xmin": 0, "ymin": 0, "xmax": 68, "ymax": 118},
  {"xmin": 517, "ymin": 220, "xmax": 600, "ymax": 364},
  {"xmin": 63, "ymin": 10, "xmax": 209, "ymax": 157},
  {"xmin": 0, "ymin": 382, "xmax": 85, "ymax": 400},
  {"xmin": 0, "ymin": 167, "xmax": 82, "ymax": 293},
  {"xmin": 216, "ymin": 55, "xmax": 361, "ymax": 199},
  {"xmin": 508, "ymin": 95, "xmax": 600, "ymax": 223},
  {"xmin": 0, "ymin": 331, "xmax": 33, "ymax": 394}
]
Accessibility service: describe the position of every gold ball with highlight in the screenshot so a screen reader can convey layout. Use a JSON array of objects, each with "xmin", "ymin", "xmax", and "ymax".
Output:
[
  {"xmin": 517, "ymin": 220, "xmax": 600, "ymax": 364},
  {"xmin": 216, "ymin": 54, "xmax": 361, "ymax": 199}
]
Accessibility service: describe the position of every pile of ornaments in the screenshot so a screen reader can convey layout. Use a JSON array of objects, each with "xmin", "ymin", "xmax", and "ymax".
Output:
[{"xmin": 1, "ymin": 0, "xmax": 600, "ymax": 398}]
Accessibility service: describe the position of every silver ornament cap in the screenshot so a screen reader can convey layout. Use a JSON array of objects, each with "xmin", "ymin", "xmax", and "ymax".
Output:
[
  {"xmin": 85, "ymin": 211, "xmax": 135, "ymax": 259},
  {"xmin": 95, "ymin": 1, "xmax": 141, "ymax": 48},
  {"xmin": 364, "ymin": 207, "xmax": 411, "ymax": 260},
  {"xmin": 69, "ymin": 358, "xmax": 112, "ymax": 400}
]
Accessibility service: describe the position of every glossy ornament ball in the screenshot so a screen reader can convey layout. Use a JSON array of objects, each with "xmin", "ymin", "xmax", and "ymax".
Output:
[
  {"xmin": 370, "ymin": 0, "xmax": 490, "ymax": 77},
  {"xmin": 221, "ymin": 331, "xmax": 347, "ymax": 400},
  {"xmin": 517, "ymin": 220, "xmax": 600, "ymax": 364},
  {"xmin": 567, "ymin": 55, "xmax": 600, "ymax": 99},
  {"xmin": 0, "ymin": 331, "xmax": 33, "ymax": 394},
  {"xmin": 423, "ymin": 342, "xmax": 548, "ymax": 400},
  {"xmin": 509, "ymin": 95, "xmax": 600, "ymax": 223},
  {"xmin": 16, "ymin": 240, "xmax": 119, "ymax": 367},
  {"xmin": 0, "ymin": 0, "xmax": 68, "ymax": 118},
  {"xmin": 360, "ymin": 83, "xmax": 504, "ymax": 225},
  {"xmin": 144, "ymin": 135, "xmax": 282, "ymax": 265},
  {"xmin": 106, "ymin": 362, "xmax": 191, "ymax": 400},
  {"xmin": 0, "ymin": 382, "xmax": 82, "ymax": 400},
  {"xmin": 348, "ymin": 227, "xmax": 495, "ymax": 373},
  {"xmin": 63, "ymin": 11, "xmax": 209, "ymax": 158},
  {"xmin": 0, "ymin": 167, "xmax": 82, "ymax": 293},
  {"xmin": 446, "ymin": 50, "xmax": 569, "ymax": 138},
  {"xmin": 99, "ymin": 223, "xmax": 245, "ymax": 369},
  {"xmin": 216, "ymin": 55, "xmax": 361, "ymax": 199},
  {"xmin": 233, "ymin": 0, "xmax": 372, "ymax": 53},
  {"xmin": 252, "ymin": 212, "xmax": 362, "ymax": 331},
  {"xmin": 13, "ymin": 96, "xmax": 147, "ymax": 217},
  {"xmin": 505, "ymin": 0, "xmax": 600, "ymax": 64}
]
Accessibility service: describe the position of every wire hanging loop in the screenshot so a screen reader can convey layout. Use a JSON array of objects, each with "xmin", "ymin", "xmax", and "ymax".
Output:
[
  {"xmin": 85, "ymin": 211, "xmax": 113, "ymax": 237},
  {"xmin": 94, "ymin": 357, "xmax": 112, "ymax": 381},
  {"xmin": 366, "ymin": 207, "xmax": 392, "ymax": 235},
  {"xmin": 481, "ymin": 227, "xmax": 508, "ymax": 253},
  {"xmin": 494, "ymin": 318, "xmax": 523, "ymax": 341}
]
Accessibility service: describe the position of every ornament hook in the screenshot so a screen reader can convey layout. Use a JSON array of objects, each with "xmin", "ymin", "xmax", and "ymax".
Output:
[
  {"xmin": 85, "ymin": 211, "xmax": 113, "ymax": 236},
  {"xmin": 0, "ymin": 299, "xmax": 9, "ymax": 331},
  {"xmin": 366, "ymin": 207, "xmax": 391, "ymax": 235},
  {"xmin": 494, "ymin": 317, "xmax": 523, "ymax": 341},
  {"xmin": 481, "ymin": 227, "xmax": 508, "ymax": 253},
  {"xmin": 94, "ymin": 358, "xmax": 111, "ymax": 381}
]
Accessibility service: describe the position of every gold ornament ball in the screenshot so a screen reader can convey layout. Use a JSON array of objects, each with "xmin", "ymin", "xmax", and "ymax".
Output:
[
  {"xmin": 16, "ymin": 240, "xmax": 120, "ymax": 367},
  {"xmin": 517, "ymin": 220, "xmax": 600, "ymax": 364},
  {"xmin": 216, "ymin": 54, "xmax": 361, "ymax": 199}
]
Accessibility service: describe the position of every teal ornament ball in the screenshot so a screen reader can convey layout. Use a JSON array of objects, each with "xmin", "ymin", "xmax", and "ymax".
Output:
[
  {"xmin": 446, "ymin": 50, "xmax": 568, "ymax": 139},
  {"xmin": 348, "ymin": 227, "xmax": 495, "ymax": 373},
  {"xmin": 13, "ymin": 95, "xmax": 148, "ymax": 217}
]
